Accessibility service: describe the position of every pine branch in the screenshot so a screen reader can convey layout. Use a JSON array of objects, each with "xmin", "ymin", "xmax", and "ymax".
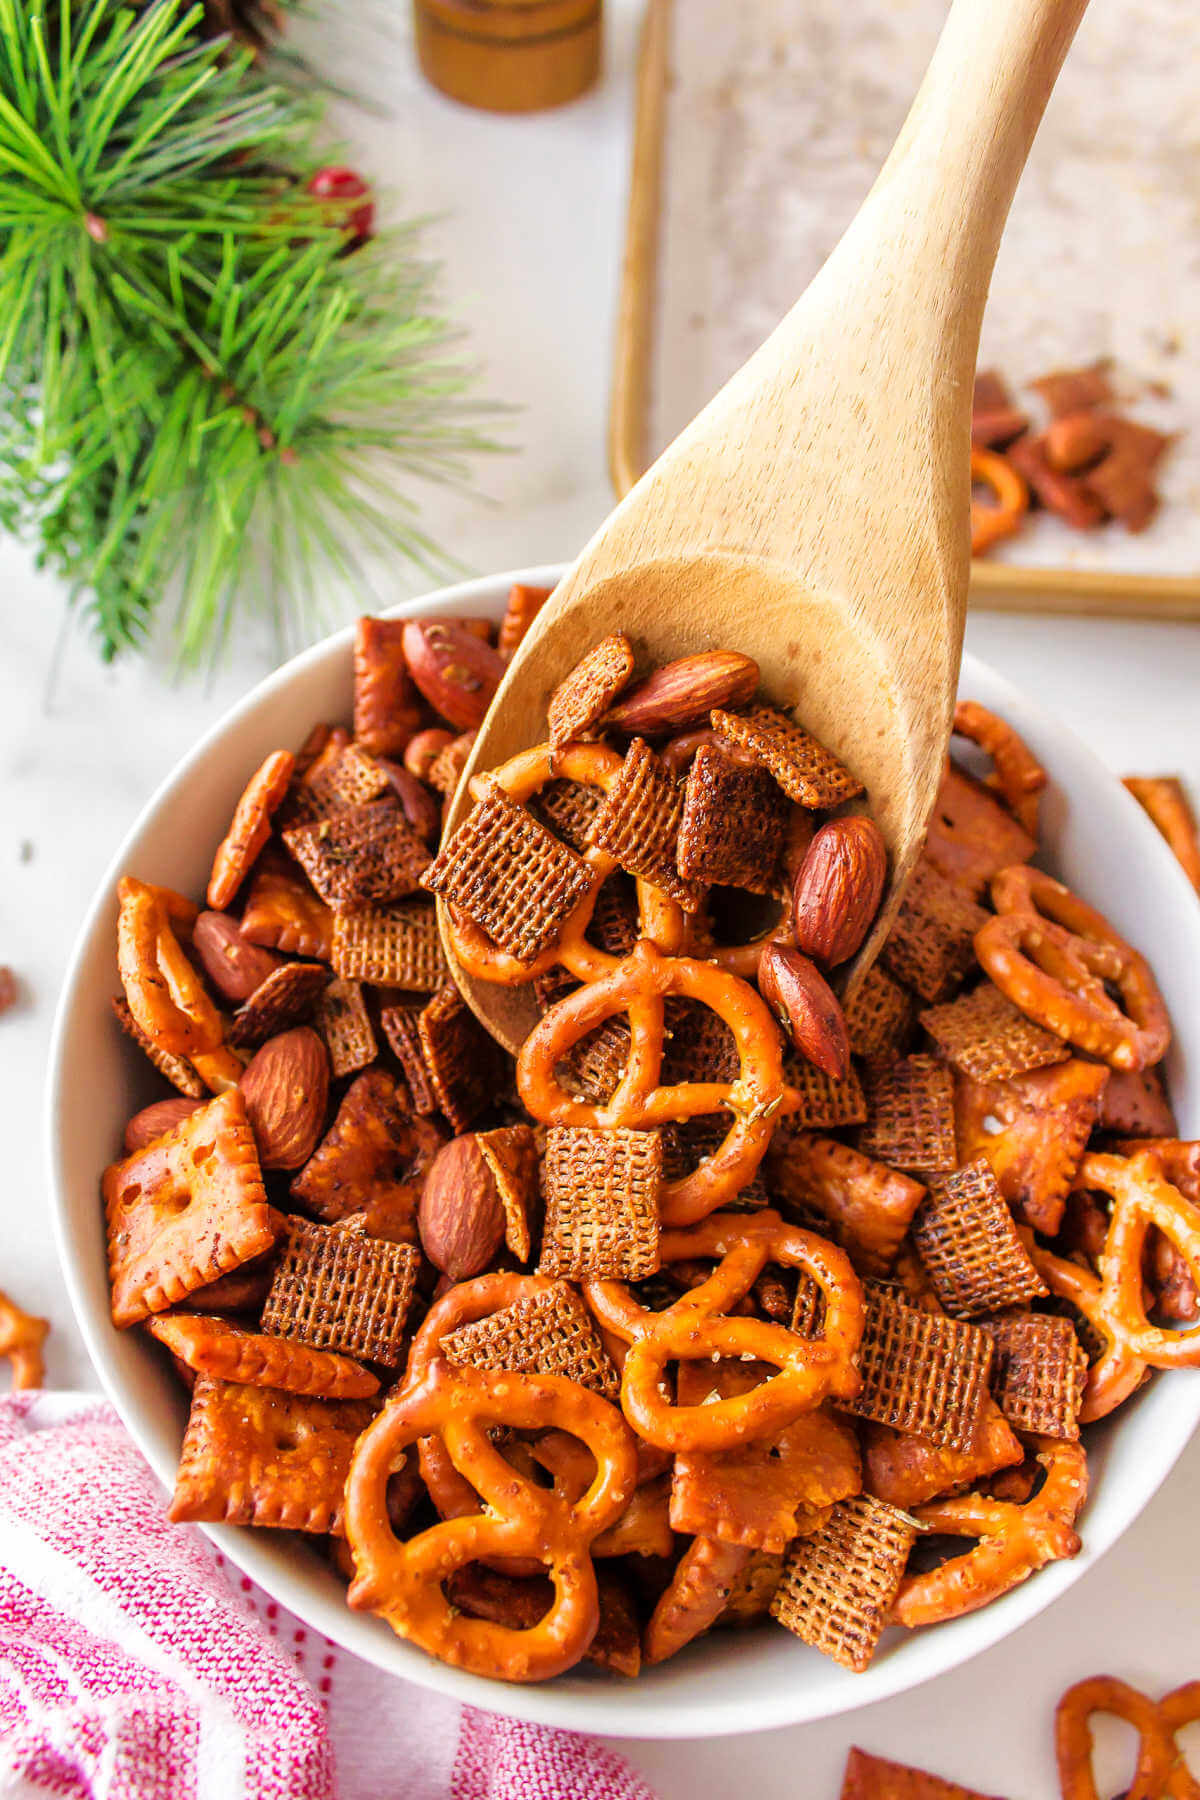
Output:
[{"xmin": 0, "ymin": 0, "xmax": 501, "ymax": 665}]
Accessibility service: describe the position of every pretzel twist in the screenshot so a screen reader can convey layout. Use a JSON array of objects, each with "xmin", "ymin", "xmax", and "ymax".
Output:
[
  {"xmin": 345, "ymin": 1355, "xmax": 638, "ymax": 1683},
  {"xmin": 891, "ymin": 1436, "xmax": 1088, "ymax": 1627},
  {"xmin": 1056, "ymin": 1675, "xmax": 1200, "ymax": 1800},
  {"xmin": 953, "ymin": 699, "xmax": 1046, "ymax": 834},
  {"xmin": 116, "ymin": 877, "xmax": 243, "ymax": 1089},
  {"xmin": 0, "ymin": 1292, "xmax": 48, "ymax": 1391},
  {"xmin": 584, "ymin": 1210, "xmax": 862, "ymax": 1452},
  {"xmin": 975, "ymin": 865, "xmax": 1170, "ymax": 1071},
  {"xmin": 970, "ymin": 446, "xmax": 1029, "ymax": 559}
]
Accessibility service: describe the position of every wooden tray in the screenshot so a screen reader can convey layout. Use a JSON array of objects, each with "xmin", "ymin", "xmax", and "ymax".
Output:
[{"xmin": 610, "ymin": 0, "xmax": 1200, "ymax": 620}]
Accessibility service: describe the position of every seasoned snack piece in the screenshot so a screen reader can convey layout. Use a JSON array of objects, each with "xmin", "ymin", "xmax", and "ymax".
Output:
[
  {"xmin": 424, "ymin": 782, "xmax": 596, "ymax": 962},
  {"xmin": 762, "ymin": 944, "xmax": 850, "ymax": 1083},
  {"xmin": 353, "ymin": 616, "xmax": 423, "ymax": 757},
  {"xmin": 586, "ymin": 873, "xmax": 641, "ymax": 958},
  {"xmin": 923, "ymin": 766, "xmax": 1036, "ymax": 900},
  {"xmin": 983, "ymin": 1312, "xmax": 1088, "ymax": 1440},
  {"xmin": 261, "ymin": 1218, "xmax": 419, "ymax": 1366},
  {"xmin": 192, "ymin": 911, "xmax": 282, "ymax": 1004},
  {"xmin": 840, "ymin": 1285, "xmax": 992, "ymax": 1452},
  {"xmin": 207, "ymin": 750, "xmax": 295, "ymax": 910},
  {"xmin": 284, "ymin": 797, "xmax": 430, "ymax": 912},
  {"xmin": 1097, "ymin": 1066, "xmax": 1176, "ymax": 1138},
  {"xmin": 558, "ymin": 1016, "xmax": 632, "ymax": 1103},
  {"xmin": 585, "ymin": 738, "xmax": 700, "ymax": 910},
  {"xmin": 670, "ymin": 1362, "xmax": 861, "ymax": 1551},
  {"xmin": 843, "ymin": 964, "xmax": 913, "ymax": 1061},
  {"xmin": 418, "ymin": 987, "xmax": 506, "ymax": 1133},
  {"xmin": 331, "ymin": 899, "xmax": 446, "ymax": 990},
  {"xmin": 1116, "ymin": 1137, "xmax": 1200, "ymax": 1322},
  {"xmin": 441, "ymin": 1283, "xmax": 618, "ymax": 1399},
  {"xmin": 677, "ymin": 743, "xmax": 788, "ymax": 892},
  {"xmin": 547, "ymin": 632, "xmax": 635, "ymax": 748},
  {"xmin": 477, "ymin": 1123, "xmax": 540, "ymax": 1260},
  {"xmin": 103, "ymin": 1089, "xmax": 276, "ymax": 1328},
  {"xmin": 532, "ymin": 778, "xmax": 605, "ymax": 853},
  {"xmin": 954, "ymin": 1058, "xmax": 1110, "ymax": 1236},
  {"xmin": 970, "ymin": 445, "xmax": 1028, "ymax": 556},
  {"xmin": 911, "ymin": 1159, "xmax": 1046, "ymax": 1318},
  {"xmin": 644, "ymin": 1535, "xmax": 753, "ymax": 1665},
  {"xmin": 345, "ymin": 1355, "xmax": 638, "ymax": 1683},
  {"xmin": 116, "ymin": 879, "xmax": 239, "ymax": 1091},
  {"xmin": 444, "ymin": 1563, "xmax": 642, "ymax": 1679},
  {"xmin": 146, "ymin": 1312, "xmax": 379, "ymax": 1399},
  {"xmin": 1124, "ymin": 775, "xmax": 1200, "ymax": 893},
  {"xmin": 111, "ymin": 996, "xmax": 205, "ymax": 1099},
  {"xmin": 861, "ymin": 1398, "xmax": 1023, "ymax": 1511},
  {"xmin": 538, "ymin": 1126, "xmax": 662, "ymax": 1280},
  {"xmin": 778, "ymin": 1054, "xmax": 868, "ymax": 1132},
  {"xmin": 856, "ymin": 1056, "xmax": 957, "ymax": 1176},
  {"xmin": 892, "ymin": 1437, "xmax": 1087, "ymax": 1627},
  {"xmin": 920, "ymin": 981, "xmax": 1069, "ymax": 1083},
  {"xmin": 0, "ymin": 1293, "xmax": 49, "ymax": 1391},
  {"xmin": 307, "ymin": 742, "xmax": 391, "ymax": 814},
  {"xmin": 241, "ymin": 847, "xmax": 333, "ymax": 961},
  {"xmin": 314, "ymin": 976, "xmax": 377, "ymax": 1078},
  {"xmin": 378, "ymin": 1002, "xmax": 438, "ymax": 1113},
  {"xmin": 770, "ymin": 1494, "xmax": 918, "ymax": 1672},
  {"xmin": 1055, "ymin": 1674, "xmax": 1200, "ymax": 1800},
  {"xmin": 427, "ymin": 732, "xmax": 476, "ymax": 802},
  {"xmin": 498, "ymin": 581, "xmax": 551, "ymax": 660},
  {"xmin": 711, "ymin": 706, "xmax": 864, "ymax": 809},
  {"xmin": 292, "ymin": 1069, "xmax": 439, "ymax": 1237},
  {"xmin": 662, "ymin": 1114, "xmax": 768, "ymax": 1211},
  {"xmin": 123, "ymin": 1097, "xmax": 205, "ymax": 1153},
  {"xmin": 228, "ymin": 961, "xmax": 330, "ymax": 1049},
  {"xmin": 880, "ymin": 860, "xmax": 988, "ymax": 1004},
  {"xmin": 839, "ymin": 1747, "xmax": 1007, "ymax": 1800},
  {"xmin": 766, "ymin": 1133, "xmax": 925, "ymax": 1276},
  {"xmin": 170, "ymin": 1375, "xmax": 373, "ymax": 1533}
]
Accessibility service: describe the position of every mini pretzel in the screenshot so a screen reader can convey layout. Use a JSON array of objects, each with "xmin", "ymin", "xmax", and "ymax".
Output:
[
  {"xmin": 441, "ymin": 743, "xmax": 686, "ymax": 986},
  {"xmin": 207, "ymin": 749, "xmax": 294, "ymax": 910},
  {"xmin": 0, "ymin": 1292, "xmax": 48, "ymax": 1390},
  {"xmin": 970, "ymin": 446, "xmax": 1028, "ymax": 557},
  {"xmin": 518, "ymin": 939, "xmax": 784, "ymax": 1225},
  {"xmin": 953, "ymin": 700, "xmax": 1047, "ymax": 835},
  {"xmin": 344, "ymin": 1355, "xmax": 638, "ymax": 1682},
  {"xmin": 1027, "ymin": 1241, "xmax": 1147, "ymax": 1424},
  {"xmin": 1056, "ymin": 1674, "xmax": 1200, "ymax": 1800},
  {"xmin": 116, "ymin": 877, "xmax": 242, "ymax": 1089},
  {"xmin": 976, "ymin": 865, "xmax": 1170, "ymax": 1071},
  {"xmin": 583, "ymin": 1210, "xmax": 862, "ymax": 1452},
  {"xmin": 891, "ymin": 1436, "xmax": 1088, "ymax": 1627}
]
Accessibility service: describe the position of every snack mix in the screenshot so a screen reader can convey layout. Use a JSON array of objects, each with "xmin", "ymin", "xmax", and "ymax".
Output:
[{"xmin": 100, "ymin": 589, "xmax": 1200, "ymax": 1686}]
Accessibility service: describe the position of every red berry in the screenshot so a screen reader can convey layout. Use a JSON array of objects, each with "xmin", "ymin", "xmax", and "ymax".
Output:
[{"xmin": 307, "ymin": 166, "xmax": 374, "ymax": 244}]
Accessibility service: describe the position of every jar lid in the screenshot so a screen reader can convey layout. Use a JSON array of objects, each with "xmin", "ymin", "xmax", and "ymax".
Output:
[{"xmin": 414, "ymin": 0, "xmax": 602, "ymax": 113}]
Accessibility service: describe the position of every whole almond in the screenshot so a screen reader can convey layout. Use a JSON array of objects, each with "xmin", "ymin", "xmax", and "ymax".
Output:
[
  {"xmin": 759, "ymin": 944, "xmax": 850, "ymax": 1080},
  {"xmin": 378, "ymin": 758, "xmax": 441, "ymax": 842},
  {"xmin": 791, "ymin": 817, "xmax": 887, "ymax": 967},
  {"xmin": 193, "ymin": 910, "xmax": 282, "ymax": 1002},
  {"xmin": 604, "ymin": 651, "xmax": 759, "ymax": 735},
  {"xmin": 401, "ymin": 620, "xmax": 504, "ymax": 733},
  {"xmin": 123, "ymin": 1097, "xmax": 204, "ymax": 1153},
  {"xmin": 403, "ymin": 728, "xmax": 454, "ymax": 781},
  {"xmin": 418, "ymin": 1135, "xmax": 506, "ymax": 1280},
  {"xmin": 240, "ymin": 1026, "xmax": 329, "ymax": 1169}
]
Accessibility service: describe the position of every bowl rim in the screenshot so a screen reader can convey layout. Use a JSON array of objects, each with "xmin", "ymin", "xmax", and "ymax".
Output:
[{"xmin": 45, "ymin": 564, "xmax": 1200, "ymax": 1739}]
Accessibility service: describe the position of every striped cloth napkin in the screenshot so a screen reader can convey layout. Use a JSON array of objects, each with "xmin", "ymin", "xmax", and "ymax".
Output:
[{"xmin": 0, "ymin": 1391, "xmax": 655, "ymax": 1800}]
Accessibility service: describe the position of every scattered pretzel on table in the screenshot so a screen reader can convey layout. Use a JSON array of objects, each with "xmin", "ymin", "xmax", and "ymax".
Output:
[
  {"xmin": 0, "ymin": 1292, "xmax": 48, "ymax": 1391},
  {"xmin": 1056, "ymin": 1674, "xmax": 1200, "ymax": 1800}
]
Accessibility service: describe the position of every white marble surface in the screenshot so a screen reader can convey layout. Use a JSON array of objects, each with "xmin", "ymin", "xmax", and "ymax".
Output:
[{"xmin": 2, "ymin": 1, "xmax": 1199, "ymax": 1792}]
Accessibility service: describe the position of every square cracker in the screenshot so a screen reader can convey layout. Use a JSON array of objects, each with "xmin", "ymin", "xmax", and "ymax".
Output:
[{"xmin": 770, "ymin": 1495, "xmax": 917, "ymax": 1672}]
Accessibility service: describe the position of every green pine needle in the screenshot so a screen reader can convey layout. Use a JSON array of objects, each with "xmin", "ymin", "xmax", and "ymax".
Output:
[{"xmin": 0, "ymin": 0, "xmax": 500, "ymax": 666}]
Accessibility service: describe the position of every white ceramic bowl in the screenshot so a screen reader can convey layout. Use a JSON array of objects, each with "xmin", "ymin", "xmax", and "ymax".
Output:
[{"xmin": 47, "ymin": 566, "xmax": 1200, "ymax": 1739}]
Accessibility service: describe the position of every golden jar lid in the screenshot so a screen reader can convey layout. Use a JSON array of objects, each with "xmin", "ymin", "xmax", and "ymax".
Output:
[{"xmin": 414, "ymin": 0, "xmax": 602, "ymax": 113}]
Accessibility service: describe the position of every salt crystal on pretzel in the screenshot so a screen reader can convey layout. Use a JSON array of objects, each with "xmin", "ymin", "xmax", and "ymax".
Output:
[
  {"xmin": 418, "ymin": 986, "xmax": 506, "ymax": 1132},
  {"xmin": 241, "ymin": 847, "xmax": 333, "ymax": 961},
  {"xmin": 923, "ymin": 767, "xmax": 1035, "ymax": 899},
  {"xmin": 778, "ymin": 1053, "xmax": 868, "ymax": 1132},
  {"xmin": 711, "ymin": 706, "xmax": 864, "ymax": 810},
  {"xmin": 587, "ymin": 873, "xmax": 641, "ymax": 957},
  {"xmin": 331, "ymin": 899, "xmax": 447, "ymax": 990},
  {"xmin": 769, "ymin": 1494, "xmax": 917, "ymax": 1672},
  {"xmin": 880, "ymin": 859, "xmax": 988, "ymax": 1004},
  {"xmin": 671, "ymin": 1362, "xmax": 862, "ymax": 1552},
  {"xmin": 856, "ymin": 1055, "xmax": 957, "ymax": 1176},
  {"xmin": 111, "ymin": 995, "xmax": 206, "ymax": 1098},
  {"xmin": 284, "ymin": 797, "xmax": 430, "ymax": 912},
  {"xmin": 920, "ymin": 981, "xmax": 1069, "ymax": 1084},
  {"xmin": 861, "ymin": 1397, "xmax": 1024, "ymax": 1511},
  {"xmin": 314, "ymin": 977, "xmax": 377, "ymax": 1078},
  {"xmin": 531, "ymin": 777, "xmax": 605, "ymax": 853},
  {"xmin": 843, "ymin": 965, "xmax": 914, "ymax": 1062},
  {"xmin": 839, "ymin": 1747, "xmax": 1007, "ymax": 1800},
  {"xmin": 767, "ymin": 1132, "xmax": 925, "ymax": 1276},
  {"xmin": 954, "ymin": 1058, "xmax": 1109, "ymax": 1236},
  {"xmin": 262, "ymin": 1217, "xmax": 419, "ymax": 1366},
  {"xmin": 911, "ymin": 1158, "xmax": 1047, "ymax": 1318},
  {"xmin": 170, "ymin": 1374, "xmax": 374, "ymax": 1532},
  {"xmin": 353, "ymin": 617, "xmax": 422, "ymax": 758},
  {"xmin": 586, "ymin": 737, "xmax": 701, "ymax": 911},
  {"xmin": 307, "ymin": 742, "xmax": 390, "ymax": 813},
  {"xmin": 207, "ymin": 750, "xmax": 295, "ymax": 911},
  {"xmin": 103, "ymin": 1089, "xmax": 277, "ymax": 1328},
  {"xmin": 423, "ymin": 782, "xmax": 596, "ymax": 962},
  {"xmin": 228, "ymin": 961, "xmax": 330, "ymax": 1049},
  {"xmin": 840, "ymin": 1284, "xmax": 992, "ymax": 1451},
  {"xmin": 292, "ymin": 1068, "xmax": 439, "ymax": 1237},
  {"xmin": 558, "ymin": 1017, "xmax": 632, "ymax": 1104},
  {"xmin": 147, "ymin": 1311, "xmax": 379, "ymax": 1399},
  {"xmin": 547, "ymin": 632, "xmax": 635, "ymax": 748},
  {"xmin": 441, "ymin": 1283, "xmax": 619, "ymax": 1398},
  {"xmin": 677, "ymin": 742, "xmax": 788, "ymax": 893},
  {"xmin": 538, "ymin": 1126, "xmax": 661, "ymax": 1280},
  {"xmin": 982, "ymin": 1311, "xmax": 1088, "ymax": 1440}
]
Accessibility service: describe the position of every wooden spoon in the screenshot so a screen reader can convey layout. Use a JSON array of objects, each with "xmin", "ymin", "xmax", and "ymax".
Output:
[{"xmin": 441, "ymin": 0, "xmax": 1090, "ymax": 1051}]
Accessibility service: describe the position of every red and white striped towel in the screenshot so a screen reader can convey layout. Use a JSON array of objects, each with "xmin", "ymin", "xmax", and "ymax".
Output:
[{"xmin": 0, "ymin": 1392, "xmax": 655, "ymax": 1800}]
